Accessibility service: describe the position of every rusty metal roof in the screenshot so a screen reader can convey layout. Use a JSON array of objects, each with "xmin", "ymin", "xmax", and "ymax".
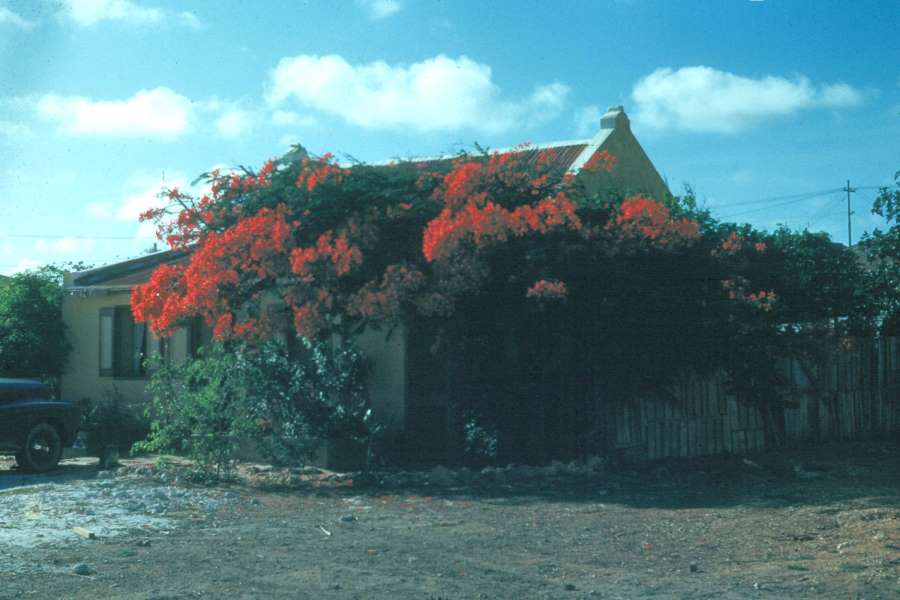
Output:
[{"xmin": 365, "ymin": 139, "xmax": 592, "ymax": 173}]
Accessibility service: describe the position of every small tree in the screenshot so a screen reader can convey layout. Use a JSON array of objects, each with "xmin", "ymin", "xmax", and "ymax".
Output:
[{"xmin": 0, "ymin": 264, "xmax": 87, "ymax": 390}]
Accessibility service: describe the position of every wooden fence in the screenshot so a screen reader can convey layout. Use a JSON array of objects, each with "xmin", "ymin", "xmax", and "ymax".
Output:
[{"xmin": 614, "ymin": 337, "xmax": 900, "ymax": 461}]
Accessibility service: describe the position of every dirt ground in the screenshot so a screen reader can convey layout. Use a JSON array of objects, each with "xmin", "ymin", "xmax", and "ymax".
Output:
[{"xmin": 1, "ymin": 441, "xmax": 898, "ymax": 600}]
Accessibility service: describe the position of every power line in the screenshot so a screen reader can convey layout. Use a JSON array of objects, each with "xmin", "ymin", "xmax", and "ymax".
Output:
[
  {"xmin": 0, "ymin": 234, "xmax": 155, "ymax": 240},
  {"xmin": 717, "ymin": 190, "xmax": 839, "ymax": 220},
  {"xmin": 712, "ymin": 188, "xmax": 844, "ymax": 209}
]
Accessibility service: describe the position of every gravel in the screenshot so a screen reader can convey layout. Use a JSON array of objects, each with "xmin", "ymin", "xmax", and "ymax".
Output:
[{"xmin": 0, "ymin": 478, "xmax": 234, "ymax": 549}]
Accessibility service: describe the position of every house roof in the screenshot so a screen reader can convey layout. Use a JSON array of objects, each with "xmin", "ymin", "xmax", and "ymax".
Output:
[
  {"xmin": 364, "ymin": 106, "xmax": 630, "ymax": 175},
  {"xmin": 67, "ymin": 248, "xmax": 190, "ymax": 291}
]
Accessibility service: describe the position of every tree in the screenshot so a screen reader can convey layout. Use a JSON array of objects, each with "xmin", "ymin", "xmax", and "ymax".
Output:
[
  {"xmin": 0, "ymin": 264, "xmax": 87, "ymax": 389},
  {"xmin": 860, "ymin": 170, "xmax": 900, "ymax": 333}
]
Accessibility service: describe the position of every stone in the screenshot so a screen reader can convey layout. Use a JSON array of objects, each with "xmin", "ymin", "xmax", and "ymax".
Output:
[
  {"xmin": 507, "ymin": 465, "xmax": 537, "ymax": 482},
  {"xmin": 456, "ymin": 467, "xmax": 474, "ymax": 484},
  {"xmin": 72, "ymin": 563, "xmax": 92, "ymax": 576},
  {"xmin": 586, "ymin": 455, "xmax": 606, "ymax": 473},
  {"xmin": 429, "ymin": 466, "xmax": 456, "ymax": 487}
]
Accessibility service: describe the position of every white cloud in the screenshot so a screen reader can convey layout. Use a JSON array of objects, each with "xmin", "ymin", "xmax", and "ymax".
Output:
[
  {"xmin": 37, "ymin": 87, "xmax": 192, "ymax": 138},
  {"xmin": 35, "ymin": 237, "xmax": 97, "ymax": 254},
  {"xmin": 356, "ymin": 0, "xmax": 401, "ymax": 19},
  {"xmin": 215, "ymin": 108, "xmax": 252, "ymax": 138},
  {"xmin": 730, "ymin": 168, "xmax": 753, "ymax": 184},
  {"xmin": 271, "ymin": 109, "xmax": 318, "ymax": 128},
  {"xmin": 85, "ymin": 201, "xmax": 114, "ymax": 219},
  {"xmin": 631, "ymin": 66, "xmax": 865, "ymax": 134},
  {"xmin": 819, "ymin": 83, "xmax": 864, "ymax": 107},
  {"xmin": 266, "ymin": 54, "xmax": 569, "ymax": 134},
  {"xmin": 60, "ymin": 0, "xmax": 202, "ymax": 28},
  {"xmin": 0, "ymin": 6, "xmax": 35, "ymax": 30},
  {"xmin": 178, "ymin": 10, "xmax": 202, "ymax": 29},
  {"xmin": 61, "ymin": 0, "xmax": 161, "ymax": 26},
  {"xmin": 574, "ymin": 105, "xmax": 603, "ymax": 136},
  {"xmin": 116, "ymin": 173, "xmax": 187, "ymax": 223},
  {"xmin": 6, "ymin": 257, "xmax": 41, "ymax": 274},
  {"xmin": 0, "ymin": 120, "xmax": 34, "ymax": 142},
  {"xmin": 88, "ymin": 170, "xmax": 219, "ymax": 242}
]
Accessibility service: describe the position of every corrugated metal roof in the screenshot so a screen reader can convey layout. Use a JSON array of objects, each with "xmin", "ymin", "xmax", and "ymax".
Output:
[
  {"xmin": 70, "ymin": 248, "xmax": 190, "ymax": 288},
  {"xmin": 364, "ymin": 140, "xmax": 591, "ymax": 172}
]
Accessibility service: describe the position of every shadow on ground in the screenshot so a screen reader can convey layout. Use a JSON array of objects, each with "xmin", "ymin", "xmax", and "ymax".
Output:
[
  {"xmin": 166, "ymin": 439, "xmax": 900, "ymax": 512},
  {"xmin": 0, "ymin": 457, "xmax": 100, "ymax": 492}
]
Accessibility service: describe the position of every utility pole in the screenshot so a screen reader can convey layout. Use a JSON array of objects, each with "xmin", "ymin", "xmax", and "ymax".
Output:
[{"xmin": 844, "ymin": 179, "xmax": 856, "ymax": 246}]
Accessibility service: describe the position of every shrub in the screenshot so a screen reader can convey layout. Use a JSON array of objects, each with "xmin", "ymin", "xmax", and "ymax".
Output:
[
  {"xmin": 79, "ymin": 388, "xmax": 148, "ymax": 458},
  {"xmin": 136, "ymin": 337, "xmax": 377, "ymax": 477}
]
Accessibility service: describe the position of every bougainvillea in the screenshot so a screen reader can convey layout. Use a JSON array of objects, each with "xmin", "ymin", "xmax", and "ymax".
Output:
[
  {"xmin": 612, "ymin": 195, "xmax": 701, "ymax": 248},
  {"xmin": 526, "ymin": 279, "xmax": 568, "ymax": 302},
  {"xmin": 132, "ymin": 145, "xmax": 643, "ymax": 342},
  {"xmin": 128, "ymin": 140, "xmax": 867, "ymax": 460}
]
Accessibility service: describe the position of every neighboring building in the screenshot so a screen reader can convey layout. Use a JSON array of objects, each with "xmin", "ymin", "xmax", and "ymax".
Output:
[{"xmin": 61, "ymin": 106, "xmax": 669, "ymax": 456}]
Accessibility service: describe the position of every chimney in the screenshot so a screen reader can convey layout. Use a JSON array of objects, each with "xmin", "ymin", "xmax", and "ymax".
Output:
[{"xmin": 600, "ymin": 105, "xmax": 630, "ymax": 131}]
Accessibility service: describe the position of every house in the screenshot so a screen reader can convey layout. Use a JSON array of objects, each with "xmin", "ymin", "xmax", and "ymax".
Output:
[{"xmin": 61, "ymin": 106, "xmax": 670, "ymax": 459}]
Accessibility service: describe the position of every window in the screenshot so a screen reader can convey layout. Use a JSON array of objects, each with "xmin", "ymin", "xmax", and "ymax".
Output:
[
  {"xmin": 187, "ymin": 316, "xmax": 212, "ymax": 358},
  {"xmin": 146, "ymin": 329, "xmax": 168, "ymax": 371},
  {"xmin": 98, "ymin": 306, "xmax": 148, "ymax": 378}
]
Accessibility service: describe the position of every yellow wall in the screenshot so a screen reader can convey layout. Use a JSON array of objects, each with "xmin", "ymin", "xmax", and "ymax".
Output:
[
  {"xmin": 61, "ymin": 286, "xmax": 190, "ymax": 410},
  {"xmin": 578, "ymin": 125, "xmax": 671, "ymax": 204},
  {"xmin": 62, "ymin": 284, "xmax": 408, "ymax": 434},
  {"xmin": 61, "ymin": 288, "xmax": 147, "ymax": 408}
]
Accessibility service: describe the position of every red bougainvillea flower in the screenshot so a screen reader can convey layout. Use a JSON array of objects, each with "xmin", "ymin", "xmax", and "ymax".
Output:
[
  {"xmin": 526, "ymin": 279, "xmax": 568, "ymax": 302},
  {"xmin": 720, "ymin": 231, "xmax": 743, "ymax": 254},
  {"xmin": 613, "ymin": 196, "xmax": 700, "ymax": 248},
  {"xmin": 423, "ymin": 192, "xmax": 582, "ymax": 262},
  {"xmin": 747, "ymin": 290, "xmax": 777, "ymax": 312},
  {"xmin": 295, "ymin": 153, "xmax": 350, "ymax": 193},
  {"xmin": 132, "ymin": 203, "xmax": 297, "ymax": 341},
  {"xmin": 581, "ymin": 149, "xmax": 617, "ymax": 173}
]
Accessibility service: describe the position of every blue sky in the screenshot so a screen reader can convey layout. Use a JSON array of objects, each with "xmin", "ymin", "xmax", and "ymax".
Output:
[{"xmin": 1, "ymin": 0, "xmax": 898, "ymax": 274}]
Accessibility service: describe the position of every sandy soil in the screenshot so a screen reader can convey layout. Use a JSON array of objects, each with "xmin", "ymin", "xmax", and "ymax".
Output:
[{"xmin": 1, "ymin": 442, "xmax": 898, "ymax": 600}]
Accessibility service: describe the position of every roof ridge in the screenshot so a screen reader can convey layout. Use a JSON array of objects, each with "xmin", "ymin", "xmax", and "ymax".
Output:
[{"xmin": 350, "ymin": 138, "xmax": 592, "ymax": 168}]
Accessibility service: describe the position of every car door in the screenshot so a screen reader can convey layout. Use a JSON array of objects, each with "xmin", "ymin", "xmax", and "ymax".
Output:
[{"xmin": 0, "ymin": 384, "xmax": 18, "ymax": 450}]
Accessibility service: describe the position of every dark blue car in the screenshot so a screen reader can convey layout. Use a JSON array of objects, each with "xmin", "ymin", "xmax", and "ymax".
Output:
[{"xmin": 0, "ymin": 379, "xmax": 81, "ymax": 472}]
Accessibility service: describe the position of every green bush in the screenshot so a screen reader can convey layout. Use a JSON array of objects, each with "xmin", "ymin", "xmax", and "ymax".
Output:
[
  {"xmin": 79, "ymin": 388, "xmax": 148, "ymax": 457},
  {"xmin": 136, "ymin": 337, "xmax": 378, "ymax": 478}
]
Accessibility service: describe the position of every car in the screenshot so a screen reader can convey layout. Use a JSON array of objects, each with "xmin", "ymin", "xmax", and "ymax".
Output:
[{"xmin": 0, "ymin": 378, "xmax": 81, "ymax": 472}]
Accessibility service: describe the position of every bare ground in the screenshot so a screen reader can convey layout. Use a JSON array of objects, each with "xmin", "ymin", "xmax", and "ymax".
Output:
[{"xmin": 1, "ymin": 441, "xmax": 898, "ymax": 600}]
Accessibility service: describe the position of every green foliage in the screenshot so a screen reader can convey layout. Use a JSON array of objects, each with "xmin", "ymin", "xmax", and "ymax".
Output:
[
  {"xmin": 136, "ymin": 338, "xmax": 376, "ymax": 477},
  {"xmin": 860, "ymin": 171, "xmax": 900, "ymax": 333},
  {"xmin": 0, "ymin": 263, "xmax": 89, "ymax": 389},
  {"xmin": 79, "ymin": 388, "xmax": 148, "ymax": 457}
]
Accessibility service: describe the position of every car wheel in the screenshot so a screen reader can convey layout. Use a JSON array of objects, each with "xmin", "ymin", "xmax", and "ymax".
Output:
[{"xmin": 16, "ymin": 423, "xmax": 63, "ymax": 473}]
